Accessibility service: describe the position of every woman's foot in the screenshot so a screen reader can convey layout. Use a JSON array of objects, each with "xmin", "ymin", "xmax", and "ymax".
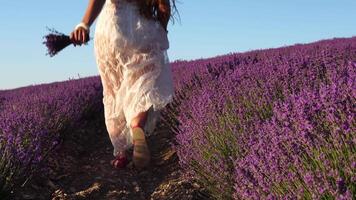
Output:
[
  {"xmin": 132, "ymin": 126, "xmax": 151, "ymax": 170},
  {"xmin": 110, "ymin": 152, "xmax": 129, "ymax": 169}
]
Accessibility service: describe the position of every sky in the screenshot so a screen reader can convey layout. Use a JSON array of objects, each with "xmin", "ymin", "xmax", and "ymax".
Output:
[{"xmin": 0, "ymin": 0, "xmax": 355, "ymax": 90}]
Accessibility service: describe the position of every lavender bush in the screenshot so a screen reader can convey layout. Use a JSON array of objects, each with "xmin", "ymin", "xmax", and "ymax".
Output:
[
  {"xmin": 166, "ymin": 37, "xmax": 356, "ymax": 199},
  {"xmin": 0, "ymin": 76, "xmax": 102, "ymax": 197},
  {"xmin": 233, "ymin": 61, "xmax": 355, "ymax": 199}
]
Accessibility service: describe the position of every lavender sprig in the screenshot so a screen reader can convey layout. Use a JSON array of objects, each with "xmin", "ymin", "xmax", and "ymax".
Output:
[{"xmin": 42, "ymin": 26, "xmax": 91, "ymax": 57}]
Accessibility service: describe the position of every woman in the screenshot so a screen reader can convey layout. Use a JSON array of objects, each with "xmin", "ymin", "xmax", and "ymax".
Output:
[{"xmin": 70, "ymin": 0, "xmax": 177, "ymax": 170}]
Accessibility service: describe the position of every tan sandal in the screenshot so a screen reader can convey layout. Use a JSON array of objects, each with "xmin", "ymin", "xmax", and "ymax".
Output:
[{"xmin": 132, "ymin": 126, "xmax": 151, "ymax": 170}]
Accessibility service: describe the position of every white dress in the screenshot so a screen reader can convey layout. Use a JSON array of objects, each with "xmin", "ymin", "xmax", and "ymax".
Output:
[{"xmin": 93, "ymin": 0, "xmax": 174, "ymax": 157}]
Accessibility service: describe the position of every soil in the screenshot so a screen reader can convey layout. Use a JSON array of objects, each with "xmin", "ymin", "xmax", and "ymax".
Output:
[{"xmin": 10, "ymin": 113, "xmax": 212, "ymax": 200}]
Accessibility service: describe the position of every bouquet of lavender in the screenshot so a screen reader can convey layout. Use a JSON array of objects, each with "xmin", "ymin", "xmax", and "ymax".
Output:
[{"xmin": 42, "ymin": 26, "xmax": 91, "ymax": 57}]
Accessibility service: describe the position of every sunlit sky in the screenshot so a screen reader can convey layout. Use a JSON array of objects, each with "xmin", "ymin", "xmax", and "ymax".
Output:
[{"xmin": 1, "ymin": 0, "xmax": 355, "ymax": 90}]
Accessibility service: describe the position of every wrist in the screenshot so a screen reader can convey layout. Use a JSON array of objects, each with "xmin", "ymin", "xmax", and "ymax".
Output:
[{"xmin": 75, "ymin": 22, "xmax": 90, "ymax": 33}]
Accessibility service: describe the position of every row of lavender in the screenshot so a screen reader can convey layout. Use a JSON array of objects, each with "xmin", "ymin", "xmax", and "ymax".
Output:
[
  {"xmin": 164, "ymin": 37, "xmax": 356, "ymax": 199},
  {"xmin": 0, "ymin": 76, "xmax": 103, "ymax": 197}
]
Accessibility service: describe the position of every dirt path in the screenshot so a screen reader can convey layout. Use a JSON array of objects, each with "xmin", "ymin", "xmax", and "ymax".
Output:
[{"xmin": 12, "ymin": 113, "xmax": 211, "ymax": 200}]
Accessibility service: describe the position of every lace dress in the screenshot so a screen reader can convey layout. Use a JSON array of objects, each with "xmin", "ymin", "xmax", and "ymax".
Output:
[{"xmin": 93, "ymin": 0, "xmax": 174, "ymax": 157}]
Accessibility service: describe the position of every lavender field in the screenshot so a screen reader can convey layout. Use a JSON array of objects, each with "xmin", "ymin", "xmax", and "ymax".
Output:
[
  {"xmin": 1, "ymin": 36, "xmax": 355, "ymax": 199},
  {"xmin": 166, "ymin": 36, "xmax": 356, "ymax": 199}
]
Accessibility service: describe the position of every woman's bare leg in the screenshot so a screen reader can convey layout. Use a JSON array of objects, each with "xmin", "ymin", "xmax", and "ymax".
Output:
[
  {"xmin": 130, "ymin": 110, "xmax": 151, "ymax": 169},
  {"xmin": 130, "ymin": 111, "xmax": 148, "ymax": 130}
]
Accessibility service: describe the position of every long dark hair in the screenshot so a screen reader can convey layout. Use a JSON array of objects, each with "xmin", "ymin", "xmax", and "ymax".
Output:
[{"xmin": 136, "ymin": 0, "xmax": 180, "ymax": 24}]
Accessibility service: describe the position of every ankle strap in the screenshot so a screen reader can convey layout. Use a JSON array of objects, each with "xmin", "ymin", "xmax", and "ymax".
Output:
[{"xmin": 131, "ymin": 125, "xmax": 142, "ymax": 129}]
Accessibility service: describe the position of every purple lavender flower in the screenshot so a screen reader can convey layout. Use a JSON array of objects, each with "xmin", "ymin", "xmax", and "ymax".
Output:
[{"xmin": 42, "ymin": 26, "xmax": 90, "ymax": 57}]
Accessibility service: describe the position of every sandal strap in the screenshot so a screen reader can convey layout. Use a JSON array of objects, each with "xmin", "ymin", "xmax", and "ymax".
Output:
[{"xmin": 132, "ymin": 124, "xmax": 142, "ymax": 129}]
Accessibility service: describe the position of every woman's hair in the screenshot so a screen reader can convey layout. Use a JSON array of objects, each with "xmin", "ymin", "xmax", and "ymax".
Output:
[{"xmin": 136, "ymin": 0, "xmax": 180, "ymax": 24}]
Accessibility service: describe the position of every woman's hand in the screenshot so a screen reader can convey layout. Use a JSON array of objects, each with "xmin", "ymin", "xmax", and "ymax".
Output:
[
  {"xmin": 70, "ymin": 27, "xmax": 90, "ymax": 47},
  {"xmin": 70, "ymin": 0, "xmax": 106, "ymax": 46}
]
